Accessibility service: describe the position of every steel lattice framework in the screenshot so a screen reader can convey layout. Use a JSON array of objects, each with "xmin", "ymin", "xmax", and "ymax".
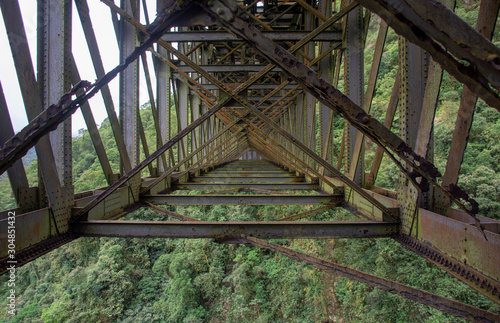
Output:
[{"xmin": 0, "ymin": 0, "xmax": 499, "ymax": 321}]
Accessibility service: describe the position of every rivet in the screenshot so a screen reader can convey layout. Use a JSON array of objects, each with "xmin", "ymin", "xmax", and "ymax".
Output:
[{"xmin": 217, "ymin": 7, "xmax": 225, "ymax": 15}]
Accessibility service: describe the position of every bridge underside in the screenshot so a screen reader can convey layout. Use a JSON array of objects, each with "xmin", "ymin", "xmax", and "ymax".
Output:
[{"xmin": 0, "ymin": 0, "xmax": 499, "ymax": 321}]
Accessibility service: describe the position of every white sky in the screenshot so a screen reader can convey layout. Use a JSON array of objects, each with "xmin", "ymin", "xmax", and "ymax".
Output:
[{"xmin": 0, "ymin": 0, "xmax": 158, "ymax": 136}]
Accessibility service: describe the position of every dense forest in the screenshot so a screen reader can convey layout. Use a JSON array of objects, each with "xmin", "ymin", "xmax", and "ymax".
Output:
[{"xmin": 1, "ymin": 1, "xmax": 500, "ymax": 322}]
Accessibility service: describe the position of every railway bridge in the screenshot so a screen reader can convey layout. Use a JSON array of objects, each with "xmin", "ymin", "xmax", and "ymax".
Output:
[{"xmin": 0, "ymin": 0, "xmax": 499, "ymax": 321}]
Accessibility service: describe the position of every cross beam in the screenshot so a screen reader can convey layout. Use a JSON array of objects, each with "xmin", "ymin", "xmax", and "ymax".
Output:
[{"xmin": 73, "ymin": 220, "xmax": 399, "ymax": 239}]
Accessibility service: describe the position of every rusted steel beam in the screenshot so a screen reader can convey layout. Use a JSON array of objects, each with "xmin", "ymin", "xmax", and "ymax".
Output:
[
  {"xmin": 355, "ymin": 0, "xmax": 500, "ymax": 110},
  {"xmin": 40, "ymin": 0, "xmax": 73, "ymax": 188},
  {"xmin": 396, "ymin": 234, "xmax": 500, "ymax": 305},
  {"xmin": 344, "ymin": 4, "xmax": 365, "ymax": 185},
  {"xmin": 191, "ymin": 176, "xmax": 304, "ymax": 183},
  {"xmin": 161, "ymin": 30, "xmax": 340, "ymax": 42},
  {"xmin": 171, "ymin": 64, "xmax": 318, "ymax": 73},
  {"xmin": 400, "ymin": 0, "xmax": 455, "ymax": 233},
  {"xmin": 73, "ymin": 220, "xmax": 398, "ymax": 239},
  {"xmin": 199, "ymin": 172, "xmax": 297, "ymax": 178},
  {"xmin": 246, "ymin": 237, "xmax": 500, "ymax": 323},
  {"xmin": 235, "ymin": 2, "xmax": 311, "ymax": 62}
]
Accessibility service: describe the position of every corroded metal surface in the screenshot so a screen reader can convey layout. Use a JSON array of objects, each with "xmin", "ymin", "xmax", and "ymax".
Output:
[
  {"xmin": 0, "ymin": 0, "xmax": 499, "ymax": 318},
  {"xmin": 73, "ymin": 220, "xmax": 399, "ymax": 239},
  {"xmin": 247, "ymin": 237, "xmax": 500, "ymax": 323}
]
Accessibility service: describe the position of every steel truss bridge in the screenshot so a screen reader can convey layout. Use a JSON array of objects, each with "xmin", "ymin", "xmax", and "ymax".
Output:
[{"xmin": 0, "ymin": 0, "xmax": 499, "ymax": 321}]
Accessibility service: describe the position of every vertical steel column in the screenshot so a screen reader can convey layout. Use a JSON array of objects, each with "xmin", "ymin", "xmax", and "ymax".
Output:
[
  {"xmin": 318, "ymin": 0, "xmax": 333, "ymax": 176},
  {"xmin": 155, "ymin": 47, "xmax": 171, "ymax": 171},
  {"xmin": 190, "ymin": 47, "xmax": 201, "ymax": 165},
  {"xmin": 304, "ymin": 6, "xmax": 316, "ymax": 168},
  {"xmin": 119, "ymin": 0, "xmax": 140, "ymax": 169},
  {"xmin": 38, "ymin": 0, "xmax": 74, "ymax": 231},
  {"xmin": 119, "ymin": 0, "xmax": 141, "ymax": 200},
  {"xmin": 398, "ymin": 37, "xmax": 429, "ymax": 233},
  {"xmin": 176, "ymin": 39, "xmax": 190, "ymax": 170},
  {"xmin": 41, "ymin": 0, "xmax": 73, "ymax": 190},
  {"xmin": 344, "ymin": 1, "xmax": 364, "ymax": 185}
]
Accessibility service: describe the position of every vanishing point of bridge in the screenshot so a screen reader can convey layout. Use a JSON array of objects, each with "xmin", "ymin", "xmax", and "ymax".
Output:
[{"xmin": 0, "ymin": 0, "xmax": 499, "ymax": 321}]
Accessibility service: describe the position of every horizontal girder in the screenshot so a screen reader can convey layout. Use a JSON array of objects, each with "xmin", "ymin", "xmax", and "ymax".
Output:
[
  {"xmin": 73, "ymin": 220, "xmax": 398, "ymax": 239},
  {"xmin": 172, "ymin": 64, "xmax": 318, "ymax": 73},
  {"xmin": 190, "ymin": 176, "xmax": 305, "ymax": 183},
  {"xmin": 162, "ymin": 30, "xmax": 341, "ymax": 42},
  {"xmin": 141, "ymin": 194, "xmax": 343, "ymax": 205}
]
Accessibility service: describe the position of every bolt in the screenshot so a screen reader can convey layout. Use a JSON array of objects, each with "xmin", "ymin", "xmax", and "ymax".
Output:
[{"xmin": 217, "ymin": 7, "xmax": 225, "ymax": 16}]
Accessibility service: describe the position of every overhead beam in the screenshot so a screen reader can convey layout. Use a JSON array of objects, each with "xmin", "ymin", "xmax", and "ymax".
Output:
[
  {"xmin": 172, "ymin": 65, "xmax": 317, "ymax": 73},
  {"xmin": 73, "ymin": 220, "xmax": 398, "ymax": 239},
  {"xmin": 200, "ymin": 84, "xmax": 298, "ymax": 91},
  {"xmin": 162, "ymin": 30, "xmax": 341, "ymax": 42},
  {"xmin": 189, "ymin": 176, "xmax": 305, "ymax": 183},
  {"xmin": 173, "ymin": 183, "xmax": 319, "ymax": 190}
]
